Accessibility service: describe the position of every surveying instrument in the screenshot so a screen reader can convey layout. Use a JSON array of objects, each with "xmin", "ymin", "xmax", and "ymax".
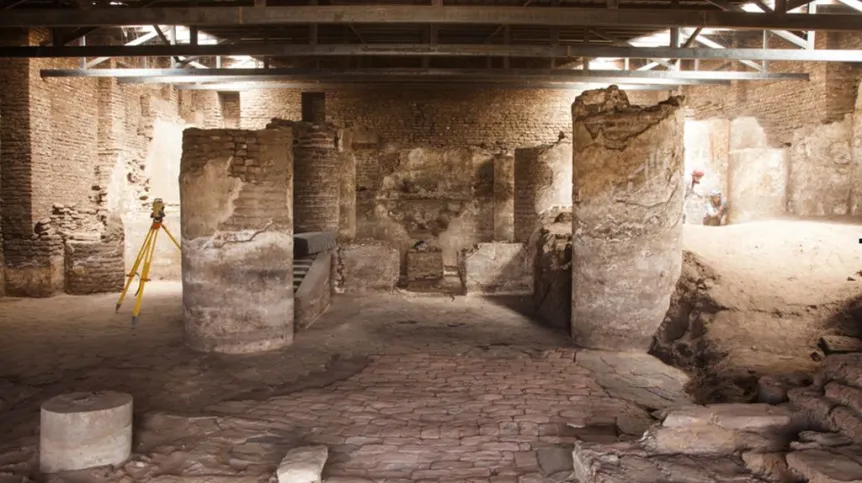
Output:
[{"xmin": 115, "ymin": 198, "xmax": 181, "ymax": 326}]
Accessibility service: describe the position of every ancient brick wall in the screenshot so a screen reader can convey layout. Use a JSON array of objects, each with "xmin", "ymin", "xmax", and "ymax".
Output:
[
  {"xmin": 684, "ymin": 32, "xmax": 862, "ymax": 147},
  {"xmin": 0, "ymin": 35, "xmax": 234, "ymax": 296},
  {"xmin": 242, "ymin": 87, "xmax": 663, "ymax": 147},
  {"xmin": 683, "ymin": 32, "xmax": 862, "ymax": 220},
  {"xmin": 237, "ymin": 87, "xmax": 661, "ymax": 269},
  {"xmin": 0, "ymin": 29, "xmax": 100, "ymax": 295}
]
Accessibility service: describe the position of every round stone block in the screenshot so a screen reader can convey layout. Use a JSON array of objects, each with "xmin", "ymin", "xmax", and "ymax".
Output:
[{"xmin": 39, "ymin": 391, "xmax": 133, "ymax": 473}]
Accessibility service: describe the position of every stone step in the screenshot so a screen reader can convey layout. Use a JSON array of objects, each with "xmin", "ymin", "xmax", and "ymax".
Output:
[
  {"xmin": 786, "ymin": 448, "xmax": 862, "ymax": 483},
  {"xmin": 571, "ymin": 439, "xmax": 769, "ymax": 483},
  {"xmin": 819, "ymin": 335, "xmax": 862, "ymax": 355},
  {"xmin": 814, "ymin": 353, "xmax": 862, "ymax": 389}
]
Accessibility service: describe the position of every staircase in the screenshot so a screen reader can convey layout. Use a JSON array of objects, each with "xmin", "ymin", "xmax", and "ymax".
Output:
[{"xmin": 294, "ymin": 256, "xmax": 315, "ymax": 293}]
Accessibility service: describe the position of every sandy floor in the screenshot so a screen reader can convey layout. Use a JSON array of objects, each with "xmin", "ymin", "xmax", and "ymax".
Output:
[
  {"xmin": 680, "ymin": 218, "xmax": 862, "ymax": 398},
  {"xmin": 684, "ymin": 218, "xmax": 862, "ymax": 308}
]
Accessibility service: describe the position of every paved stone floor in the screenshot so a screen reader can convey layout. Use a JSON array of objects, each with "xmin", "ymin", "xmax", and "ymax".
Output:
[{"xmin": 0, "ymin": 283, "xmax": 689, "ymax": 483}]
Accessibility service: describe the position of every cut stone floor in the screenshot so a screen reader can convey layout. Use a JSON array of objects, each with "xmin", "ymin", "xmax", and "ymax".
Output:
[{"xmin": 0, "ymin": 283, "xmax": 689, "ymax": 483}]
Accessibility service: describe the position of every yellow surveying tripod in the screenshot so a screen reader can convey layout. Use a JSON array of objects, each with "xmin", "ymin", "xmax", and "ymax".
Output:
[{"xmin": 115, "ymin": 198, "xmax": 181, "ymax": 325}]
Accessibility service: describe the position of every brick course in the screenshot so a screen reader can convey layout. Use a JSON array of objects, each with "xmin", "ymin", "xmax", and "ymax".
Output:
[{"xmin": 684, "ymin": 32, "xmax": 862, "ymax": 147}]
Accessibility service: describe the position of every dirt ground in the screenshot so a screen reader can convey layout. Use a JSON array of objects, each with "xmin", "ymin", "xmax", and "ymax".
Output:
[{"xmin": 660, "ymin": 218, "xmax": 862, "ymax": 402}]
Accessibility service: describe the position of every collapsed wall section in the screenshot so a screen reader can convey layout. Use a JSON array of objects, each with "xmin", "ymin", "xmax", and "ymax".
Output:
[
  {"xmin": 513, "ymin": 140, "xmax": 573, "ymax": 243},
  {"xmin": 180, "ymin": 127, "xmax": 294, "ymax": 354},
  {"xmin": 571, "ymin": 86, "xmax": 685, "ymax": 352}
]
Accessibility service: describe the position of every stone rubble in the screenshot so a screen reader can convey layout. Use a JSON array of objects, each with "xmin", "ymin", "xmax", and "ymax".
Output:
[
  {"xmin": 276, "ymin": 445, "xmax": 329, "ymax": 483},
  {"xmin": 571, "ymin": 438, "xmax": 769, "ymax": 483},
  {"xmin": 571, "ymin": 338, "xmax": 862, "ymax": 483},
  {"xmin": 641, "ymin": 404, "xmax": 797, "ymax": 456}
]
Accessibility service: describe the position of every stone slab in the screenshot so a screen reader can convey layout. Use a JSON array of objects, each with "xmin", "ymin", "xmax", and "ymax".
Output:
[
  {"xmin": 788, "ymin": 388, "xmax": 840, "ymax": 432},
  {"xmin": 460, "ymin": 242, "xmax": 531, "ymax": 295},
  {"xmin": 276, "ymin": 445, "xmax": 329, "ymax": 483},
  {"xmin": 572, "ymin": 439, "xmax": 768, "ymax": 483},
  {"xmin": 798, "ymin": 432, "xmax": 853, "ymax": 448},
  {"xmin": 336, "ymin": 242, "xmax": 400, "ymax": 293},
  {"xmin": 644, "ymin": 425, "xmax": 786, "ymax": 455},
  {"xmin": 741, "ymin": 452, "xmax": 792, "ymax": 483},
  {"xmin": 819, "ymin": 336, "xmax": 862, "ymax": 355},
  {"xmin": 662, "ymin": 404, "xmax": 794, "ymax": 432},
  {"xmin": 295, "ymin": 231, "xmax": 337, "ymax": 258},
  {"xmin": 787, "ymin": 449, "xmax": 862, "ymax": 483}
]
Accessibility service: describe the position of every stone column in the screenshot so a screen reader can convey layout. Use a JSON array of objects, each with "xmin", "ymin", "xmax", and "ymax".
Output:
[
  {"xmin": 513, "ymin": 140, "xmax": 573, "ymax": 243},
  {"xmin": 493, "ymin": 152, "xmax": 515, "ymax": 242},
  {"xmin": 301, "ymin": 92, "xmax": 326, "ymax": 124},
  {"xmin": 292, "ymin": 123, "xmax": 340, "ymax": 234},
  {"xmin": 571, "ymin": 87, "xmax": 685, "ymax": 351},
  {"xmin": 180, "ymin": 127, "xmax": 294, "ymax": 354},
  {"xmin": 338, "ymin": 150, "xmax": 357, "ymax": 240}
]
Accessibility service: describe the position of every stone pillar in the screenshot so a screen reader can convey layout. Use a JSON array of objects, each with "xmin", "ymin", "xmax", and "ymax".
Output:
[
  {"xmin": 180, "ymin": 127, "xmax": 294, "ymax": 354},
  {"xmin": 293, "ymin": 123, "xmax": 340, "ymax": 234},
  {"xmin": 301, "ymin": 92, "xmax": 326, "ymax": 124},
  {"xmin": 493, "ymin": 152, "xmax": 515, "ymax": 242},
  {"xmin": 570, "ymin": 86, "xmax": 685, "ymax": 351},
  {"xmin": 513, "ymin": 140, "xmax": 573, "ymax": 243},
  {"xmin": 338, "ymin": 150, "xmax": 357, "ymax": 240}
]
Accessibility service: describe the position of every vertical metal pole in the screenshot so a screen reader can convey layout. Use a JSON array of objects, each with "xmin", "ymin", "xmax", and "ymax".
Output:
[
  {"xmin": 79, "ymin": 35, "xmax": 86, "ymax": 68},
  {"xmin": 168, "ymin": 25, "xmax": 177, "ymax": 68},
  {"xmin": 806, "ymin": 2, "xmax": 816, "ymax": 50}
]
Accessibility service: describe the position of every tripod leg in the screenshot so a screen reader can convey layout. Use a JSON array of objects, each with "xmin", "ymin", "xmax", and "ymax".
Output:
[
  {"xmin": 131, "ymin": 228, "xmax": 160, "ymax": 326},
  {"xmin": 116, "ymin": 226, "xmax": 155, "ymax": 312},
  {"xmin": 160, "ymin": 223, "xmax": 181, "ymax": 251}
]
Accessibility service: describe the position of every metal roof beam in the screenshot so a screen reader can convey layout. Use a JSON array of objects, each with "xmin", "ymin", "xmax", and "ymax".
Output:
[
  {"xmin": 4, "ymin": 42, "xmax": 862, "ymax": 62},
  {"xmin": 175, "ymin": 81, "xmax": 672, "ymax": 90},
  {"xmin": 0, "ymin": 6, "xmax": 860, "ymax": 31},
  {"xmin": 38, "ymin": 67, "xmax": 809, "ymax": 86}
]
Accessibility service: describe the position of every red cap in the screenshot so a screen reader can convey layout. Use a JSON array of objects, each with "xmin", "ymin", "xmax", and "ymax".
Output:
[{"xmin": 692, "ymin": 170, "xmax": 705, "ymax": 177}]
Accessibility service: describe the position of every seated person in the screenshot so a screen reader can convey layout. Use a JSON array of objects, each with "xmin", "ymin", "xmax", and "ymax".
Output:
[{"xmin": 703, "ymin": 189, "xmax": 728, "ymax": 226}]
